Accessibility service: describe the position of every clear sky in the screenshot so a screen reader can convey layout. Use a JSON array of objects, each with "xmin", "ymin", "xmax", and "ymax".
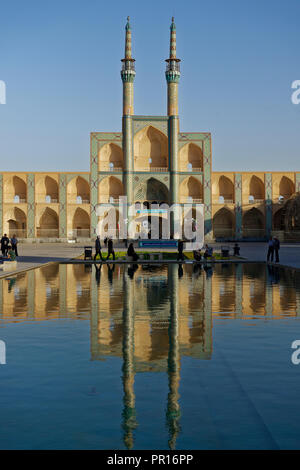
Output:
[{"xmin": 0, "ymin": 0, "xmax": 299, "ymax": 172}]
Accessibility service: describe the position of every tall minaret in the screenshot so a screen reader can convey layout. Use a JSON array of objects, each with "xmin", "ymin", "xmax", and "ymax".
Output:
[
  {"xmin": 121, "ymin": 17, "xmax": 135, "ymax": 228},
  {"xmin": 166, "ymin": 18, "xmax": 180, "ymax": 234}
]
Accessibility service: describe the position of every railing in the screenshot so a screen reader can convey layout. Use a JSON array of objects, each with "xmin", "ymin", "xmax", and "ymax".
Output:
[
  {"xmin": 36, "ymin": 228, "xmax": 59, "ymax": 238},
  {"xmin": 181, "ymin": 198, "xmax": 203, "ymax": 204},
  {"xmin": 248, "ymin": 199, "xmax": 264, "ymax": 204},
  {"xmin": 181, "ymin": 167, "xmax": 202, "ymax": 172},
  {"xmin": 166, "ymin": 61, "xmax": 180, "ymax": 72},
  {"xmin": 99, "ymin": 165, "xmax": 123, "ymax": 172},
  {"xmin": 242, "ymin": 229, "xmax": 266, "ymax": 238},
  {"xmin": 7, "ymin": 229, "xmax": 27, "ymax": 238},
  {"xmin": 68, "ymin": 199, "xmax": 90, "ymax": 204},
  {"xmin": 122, "ymin": 61, "xmax": 135, "ymax": 71},
  {"xmin": 4, "ymin": 198, "xmax": 26, "ymax": 204},
  {"xmin": 135, "ymin": 167, "xmax": 168, "ymax": 172},
  {"xmin": 99, "ymin": 197, "xmax": 121, "ymax": 204},
  {"xmin": 35, "ymin": 194, "xmax": 59, "ymax": 204},
  {"xmin": 215, "ymin": 199, "xmax": 234, "ymax": 204},
  {"xmin": 213, "ymin": 228, "xmax": 235, "ymax": 238},
  {"xmin": 68, "ymin": 229, "xmax": 90, "ymax": 239}
]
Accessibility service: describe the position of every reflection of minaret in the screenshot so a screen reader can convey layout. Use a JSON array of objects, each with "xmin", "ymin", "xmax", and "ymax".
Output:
[
  {"xmin": 122, "ymin": 271, "xmax": 137, "ymax": 449},
  {"xmin": 166, "ymin": 264, "xmax": 181, "ymax": 450}
]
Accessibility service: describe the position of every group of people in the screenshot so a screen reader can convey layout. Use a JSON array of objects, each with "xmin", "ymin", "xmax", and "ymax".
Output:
[
  {"xmin": 0, "ymin": 234, "xmax": 18, "ymax": 258},
  {"xmin": 267, "ymin": 236, "xmax": 280, "ymax": 263},
  {"xmin": 94, "ymin": 236, "xmax": 115, "ymax": 261}
]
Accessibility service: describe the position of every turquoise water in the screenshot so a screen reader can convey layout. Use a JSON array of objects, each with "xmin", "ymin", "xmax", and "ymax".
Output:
[{"xmin": 0, "ymin": 263, "xmax": 300, "ymax": 449}]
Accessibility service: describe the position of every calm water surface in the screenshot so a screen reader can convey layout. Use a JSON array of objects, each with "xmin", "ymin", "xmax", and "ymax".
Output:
[{"xmin": 0, "ymin": 262, "xmax": 300, "ymax": 449}]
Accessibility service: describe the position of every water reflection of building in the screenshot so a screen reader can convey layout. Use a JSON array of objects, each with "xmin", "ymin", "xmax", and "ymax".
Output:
[{"xmin": 1, "ymin": 262, "xmax": 300, "ymax": 447}]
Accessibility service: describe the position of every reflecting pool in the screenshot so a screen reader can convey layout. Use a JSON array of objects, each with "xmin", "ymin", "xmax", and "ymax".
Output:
[{"xmin": 0, "ymin": 262, "xmax": 300, "ymax": 449}]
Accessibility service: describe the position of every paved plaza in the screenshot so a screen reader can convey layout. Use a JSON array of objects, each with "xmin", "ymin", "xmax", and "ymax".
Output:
[{"xmin": 0, "ymin": 240, "xmax": 299, "ymax": 279}]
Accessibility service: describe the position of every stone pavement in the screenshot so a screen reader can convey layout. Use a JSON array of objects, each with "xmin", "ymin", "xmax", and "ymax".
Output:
[
  {"xmin": 0, "ymin": 243, "xmax": 84, "ymax": 279},
  {"xmin": 1, "ymin": 240, "xmax": 300, "ymax": 279}
]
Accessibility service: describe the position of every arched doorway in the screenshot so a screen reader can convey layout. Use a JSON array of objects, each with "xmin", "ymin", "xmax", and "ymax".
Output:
[
  {"xmin": 67, "ymin": 176, "xmax": 90, "ymax": 204},
  {"xmin": 37, "ymin": 207, "xmax": 59, "ymax": 238},
  {"xmin": 4, "ymin": 207, "xmax": 27, "ymax": 237},
  {"xmin": 99, "ymin": 143, "xmax": 123, "ymax": 171},
  {"xmin": 134, "ymin": 126, "xmax": 168, "ymax": 171},
  {"xmin": 180, "ymin": 176, "xmax": 203, "ymax": 203},
  {"xmin": 218, "ymin": 176, "xmax": 234, "ymax": 203},
  {"xmin": 99, "ymin": 176, "xmax": 124, "ymax": 203},
  {"xmin": 243, "ymin": 208, "xmax": 264, "ymax": 238},
  {"xmin": 249, "ymin": 176, "xmax": 264, "ymax": 202},
  {"xmin": 36, "ymin": 176, "xmax": 59, "ymax": 203},
  {"xmin": 179, "ymin": 143, "xmax": 203, "ymax": 171},
  {"xmin": 73, "ymin": 208, "xmax": 90, "ymax": 238},
  {"xmin": 213, "ymin": 208, "xmax": 235, "ymax": 239}
]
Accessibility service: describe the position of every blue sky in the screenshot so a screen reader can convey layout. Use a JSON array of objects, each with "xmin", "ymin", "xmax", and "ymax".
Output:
[{"xmin": 0, "ymin": 0, "xmax": 299, "ymax": 172}]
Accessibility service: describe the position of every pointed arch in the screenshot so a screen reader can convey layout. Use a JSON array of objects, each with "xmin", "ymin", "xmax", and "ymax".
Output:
[
  {"xmin": 273, "ymin": 207, "xmax": 285, "ymax": 231},
  {"xmin": 73, "ymin": 207, "xmax": 90, "ymax": 237},
  {"xmin": 180, "ymin": 176, "xmax": 203, "ymax": 202},
  {"xmin": 243, "ymin": 207, "xmax": 264, "ymax": 238},
  {"xmin": 4, "ymin": 207, "xmax": 27, "ymax": 237},
  {"xmin": 3, "ymin": 175, "xmax": 27, "ymax": 203},
  {"xmin": 37, "ymin": 207, "xmax": 59, "ymax": 238},
  {"xmin": 67, "ymin": 176, "xmax": 90, "ymax": 203},
  {"xmin": 179, "ymin": 143, "xmax": 203, "ymax": 171},
  {"xmin": 213, "ymin": 208, "xmax": 235, "ymax": 239},
  {"xmin": 249, "ymin": 175, "xmax": 264, "ymax": 201},
  {"xmin": 134, "ymin": 126, "xmax": 168, "ymax": 171},
  {"xmin": 99, "ymin": 143, "xmax": 123, "ymax": 171},
  {"xmin": 99, "ymin": 176, "xmax": 124, "ymax": 203},
  {"xmin": 36, "ymin": 176, "xmax": 59, "ymax": 203},
  {"xmin": 218, "ymin": 176, "xmax": 234, "ymax": 203},
  {"xmin": 279, "ymin": 176, "xmax": 295, "ymax": 200},
  {"xmin": 145, "ymin": 178, "xmax": 169, "ymax": 202}
]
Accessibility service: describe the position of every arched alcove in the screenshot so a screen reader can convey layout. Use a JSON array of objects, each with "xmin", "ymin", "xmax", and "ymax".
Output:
[
  {"xmin": 67, "ymin": 176, "xmax": 90, "ymax": 203},
  {"xmin": 4, "ymin": 207, "xmax": 27, "ymax": 237},
  {"xmin": 213, "ymin": 208, "xmax": 235, "ymax": 239},
  {"xmin": 99, "ymin": 176, "xmax": 124, "ymax": 203},
  {"xmin": 179, "ymin": 143, "xmax": 203, "ymax": 171},
  {"xmin": 279, "ymin": 176, "xmax": 295, "ymax": 200},
  {"xmin": 4, "ymin": 176, "xmax": 27, "ymax": 203},
  {"xmin": 99, "ymin": 143, "xmax": 123, "ymax": 171},
  {"xmin": 180, "ymin": 176, "xmax": 203, "ymax": 202},
  {"xmin": 73, "ymin": 208, "xmax": 90, "ymax": 237},
  {"xmin": 134, "ymin": 126, "xmax": 168, "ymax": 171},
  {"xmin": 219, "ymin": 176, "xmax": 234, "ymax": 203},
  {"xmin": 249, "ymin": 176, "xmax": 264, "ymax": 202},
  {"xmin": 146, "ymin": 178, "xmax": 169, "ymax": 203},
  {"xmin": 273, "ymin": 208, "xmax": 285, "ymax": 231},
  {"xmin": 243, "ymin": 208, "xmax": 264, "ymax": 237},
  {"xmin": 37, "ymin": 207, "xmax": 59, "ymax": 238},
  {"xmin": 36, "ymin": 176, "xmax": 59, "ymax": 203}
]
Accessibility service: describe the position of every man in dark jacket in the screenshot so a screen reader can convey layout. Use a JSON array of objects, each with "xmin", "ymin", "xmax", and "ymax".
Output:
[
  {"xmin": 1, "ymin": 234, "xmax": 9, "ymax": 257},
  {"xmin": 94, "ymin": 236, "xmax": 103, "ymax": 260},
  {"xmin": 177, "ymin": 239, "xmax": 184, "ymax": 261},
  {"xmin": 106, "ymin": 238, "xmax": 115, "ymax": 260},
  {"xmin": 273, "ymin": 237, "xmax": 280, "ymax": 263}
]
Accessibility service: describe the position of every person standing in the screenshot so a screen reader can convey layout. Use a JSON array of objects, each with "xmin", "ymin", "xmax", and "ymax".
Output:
[
  {"xmin": 106, "ymin": 238, "xmax": 115, "ymax": 261},
  {"xmin": 11, "ymin": 234, "xmax": 18, "ymax": 257},
  {"xmin": 267, "ymin": 236, "xmax": 274, "ymax": 262},
  {"xmin": 1, "ymin": 234, "xmax": 9, "ymax": 257},
  {"xmin": 177, "ymin": 239, "xmax": 184, "ymax": 261},
  {"xmin": 94, "ymin": 236, "xmax": 103, "ymax": 260},
  {"xmin": 273, "ymin": 237, "xmax": 280, "ymax": 263}
]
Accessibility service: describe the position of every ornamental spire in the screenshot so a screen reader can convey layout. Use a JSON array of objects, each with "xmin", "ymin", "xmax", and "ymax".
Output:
[
  {"xmin": 169, "ymin": 16, "xmax": 177, "ymax": 59},
  {"xmin": 125, "ymin": 16, "xmax": 132, "ymax": 59}
]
